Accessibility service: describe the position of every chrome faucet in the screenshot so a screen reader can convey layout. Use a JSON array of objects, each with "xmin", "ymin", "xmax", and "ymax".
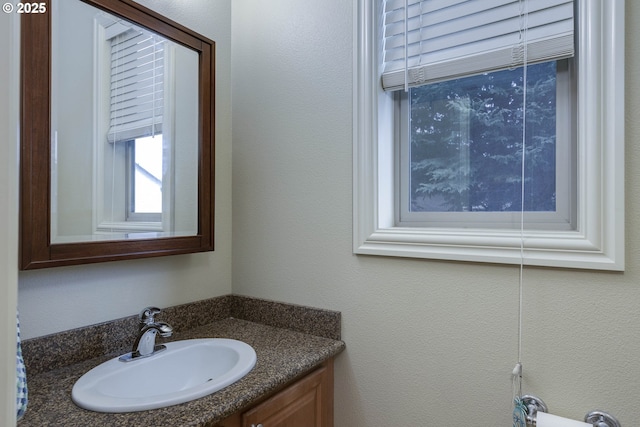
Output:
[{"xmin": 119, "ymin": 306, "xmax": 173, "ymax": 362}]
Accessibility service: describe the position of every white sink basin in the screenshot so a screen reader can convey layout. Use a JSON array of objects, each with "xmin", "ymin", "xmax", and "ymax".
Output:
[{"xmin": 72, "ymin": 338, "xmax": 256, "ymax": 413}]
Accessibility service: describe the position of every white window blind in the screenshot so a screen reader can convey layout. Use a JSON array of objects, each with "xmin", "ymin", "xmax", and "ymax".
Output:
[
  {"xmin": 382, "ymin": 0, "xmax": 574, "ymax": 91},
  {"xmin": 107, "ymin": 27, "xmax": 165, "ymax": 143}
]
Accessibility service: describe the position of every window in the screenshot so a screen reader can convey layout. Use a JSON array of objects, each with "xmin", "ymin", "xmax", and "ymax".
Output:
[
  {"xmin": 398, "ymin": 60, "xmax": 575, "ymax": 230},
  {"xmin": 126, "ymin": 135, "xmax": 163, "ymax": 222},
  {"xmin": 353, "ymin": 0, "xmax": 625, "ymax": 270},
  {"xmin": 93, "ymin": 16, "xmax": 173, "ymax": 235}
]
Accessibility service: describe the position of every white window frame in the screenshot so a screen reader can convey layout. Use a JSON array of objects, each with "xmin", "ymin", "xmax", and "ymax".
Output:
[{"xmin": 353, "ymin": 0, "xmax": 625, "ymax": 270}]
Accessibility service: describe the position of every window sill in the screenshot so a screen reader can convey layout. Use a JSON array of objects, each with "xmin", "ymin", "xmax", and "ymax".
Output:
[{"xmin": 355, "ymin": 226, "xmax": 622, "ymax": 270}]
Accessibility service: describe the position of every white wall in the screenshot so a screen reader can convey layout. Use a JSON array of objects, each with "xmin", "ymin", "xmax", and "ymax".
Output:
[
  {"xmin": 17, "ymin": 0, "xmax": 233, "ymax": 339},
  {"xmin": 0, "ymin": 10, "xmax": 20, "ymax": 427},
  {"xmin": 232, "ymin": 1, "xmax": 640, "ymax": 426}
]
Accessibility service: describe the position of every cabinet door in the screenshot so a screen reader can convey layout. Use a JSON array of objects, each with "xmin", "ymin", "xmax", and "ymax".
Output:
[{"xmin": 242, "ymin": 361, "xmax": 333, "ymax": 427}]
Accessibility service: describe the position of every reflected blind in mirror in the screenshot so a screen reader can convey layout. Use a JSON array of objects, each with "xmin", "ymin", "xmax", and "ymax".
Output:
[{"xmin": 108, "ymin": 26, "xmax": 166, "ymax": 142}]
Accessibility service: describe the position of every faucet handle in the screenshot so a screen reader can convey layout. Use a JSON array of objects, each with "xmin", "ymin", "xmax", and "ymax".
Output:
[{"xmin": 139, "ymin": 306, "xmax": 162, "ymax": 325}]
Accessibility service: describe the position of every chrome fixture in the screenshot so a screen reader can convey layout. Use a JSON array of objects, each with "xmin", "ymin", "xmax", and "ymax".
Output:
[
  {"xmin": 521, "ymin": 394, "xmax": 621, "ymax": 427},
  {"xmin": 119, "ymin": 307, "xmax": 173, "ymax": 362},
  {"xmin": 584, "ymin": 411, "xmax": 621, "ymax": 427},
  {"xmin": 522, "ymin": 394, "xmax": 548, "ymax": 425}
]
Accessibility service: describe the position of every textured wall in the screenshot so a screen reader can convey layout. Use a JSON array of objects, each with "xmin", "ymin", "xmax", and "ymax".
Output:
[
  {"xmin": 0, "ymin": 10, "xmax": 20, "ymax": 427},
  {"xmin": 17, "ymin": 0, "xmax": 233, "ymax": 339},
  {"xmin": 232, "ymin": 1, "xmax": 640, "ymax": 425}
]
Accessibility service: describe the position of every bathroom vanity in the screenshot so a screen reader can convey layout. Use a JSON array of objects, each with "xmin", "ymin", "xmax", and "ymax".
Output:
[{"xmin": 18, "ymin": 296, "xmax": 344, "ymax": 427}]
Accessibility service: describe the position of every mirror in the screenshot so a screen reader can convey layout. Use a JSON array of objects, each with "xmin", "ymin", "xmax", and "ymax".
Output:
[{"xmin": 20, "ymin": 0, "xmax": 215, "ymax": 269}]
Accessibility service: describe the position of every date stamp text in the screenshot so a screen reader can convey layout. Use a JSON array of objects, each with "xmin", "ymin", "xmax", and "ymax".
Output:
[{"xmin": 3, "ymin": 2, "xmax": 47, "ymax": 14}]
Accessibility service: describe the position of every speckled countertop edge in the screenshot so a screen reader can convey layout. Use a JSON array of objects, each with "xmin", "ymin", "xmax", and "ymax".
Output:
[
  {"xmin": 18, "ymin": 295, "xmax": 345, "ymax": 427},
  {"xmin": 18, "ymin": 318, "xmax": 345, "ymax": 427}
]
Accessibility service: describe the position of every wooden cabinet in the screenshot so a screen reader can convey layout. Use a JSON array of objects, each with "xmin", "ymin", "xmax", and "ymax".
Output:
[
  {"xmin": 216, "ymin": 359, "xmax": 334, "ymax": 427},
  {"xmin": 243, "ymin": 360, "xmax": 333, "ymax": 427}
]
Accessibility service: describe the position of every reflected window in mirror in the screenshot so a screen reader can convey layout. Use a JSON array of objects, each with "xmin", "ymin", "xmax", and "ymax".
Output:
[
  {"xmin": 48, "ymin": 0, "xmax": 199, "ymax": 244},
  {"xmin": 101, "ymin": 18, "xmax": 167, "ymax": 233},
  {"xmin": 127, "ymin": 135, "xmax": 163, "ymax": 223}
]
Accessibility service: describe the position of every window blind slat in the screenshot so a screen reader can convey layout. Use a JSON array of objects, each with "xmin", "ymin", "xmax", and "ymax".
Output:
[
  {"xmin": 106, "ymin": 122, "xmax": 164, "ymax": 144},
  {"xmin": 110, "ymin": 48, "xmax": 164, "ymax": 70},
  {"xmin": 382, "ymin": 0, "xmax": 574, "ymax": 91},
  {"xmin": 108, "ymin": 28, "xmax": 165, "ymax": 142},
  {"xmin": 111, "ymin": 108, "xmax": 163, "ymax": 125},
  {"xmin": 112, "ymin": 34, "xmax": 156, "ymax": 57},
  {"xmin": 111, "ymin": 61, "xmax": 164, "ymax": 87},
  {"xmin": 384, "ymin": 0, "xmax": 516, "ymax": 38},
  {"xmin": 385, "ymin": 6, "xmax": 572, "ymax": 63},
  {"xmin": 385, "ymin": 0, "xmax": 469, "ymax": 14},
  {"xmin": 111, "ymin": 91, "xmax": 163, "ymax": 113},
  {"xmin": 386, "ymin": 0, "xmax": 567, "ymax": 41},
  {"xmin": 382, "ymin": 32, "xmax": 573, "ymax": 91}
]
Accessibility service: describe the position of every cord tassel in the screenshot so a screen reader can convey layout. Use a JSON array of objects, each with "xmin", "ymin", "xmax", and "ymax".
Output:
[{"xmin": 512, "ymin": 362, "xmax": 525, "ymax": 427}]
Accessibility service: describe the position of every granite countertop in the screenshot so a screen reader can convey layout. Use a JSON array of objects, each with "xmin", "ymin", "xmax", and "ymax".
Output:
[{"xmin": 18, "ymin": 305, "xmax": 345, "ymax": 427}]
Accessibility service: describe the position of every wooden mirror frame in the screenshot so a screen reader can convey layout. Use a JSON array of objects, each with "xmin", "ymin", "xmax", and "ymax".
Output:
[{"xmin": 20, "ymin": 0, "xmax": 215, "ymax": 269}]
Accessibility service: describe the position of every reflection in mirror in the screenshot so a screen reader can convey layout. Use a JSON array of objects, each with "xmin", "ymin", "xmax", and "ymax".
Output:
[
  {"xmin": 20, "ymin": 0, "xmax": 215, "ymax": 269},
  {"xmin": 50, "ymin": 0, "xmax": 198, "ymax": 243}
]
